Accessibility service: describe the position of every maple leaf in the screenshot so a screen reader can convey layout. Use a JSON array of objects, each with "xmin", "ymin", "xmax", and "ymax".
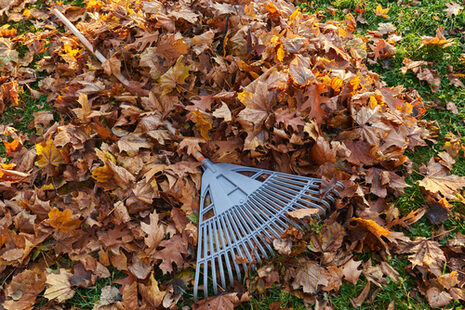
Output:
[
  {"xmin": 291, "ymin": 260, "xmax": 329, "ymax": 294},
  {"xmin": 35, "ymin": 139, "xmax": 65, "ymax": 168},
  {"xmin": 178, "ymin": 137, "xmax": 206, "ymax": 157},
  {"xmin": 419, "ymin": 27, "xmax": 454, "ymax": 49},
  {"xmin": 212, "ymin": 102, "xmax": 232, "ymax": 122},
  {"xmin": 445, "ymin": 2, "xmax": 463, "ymax": 17},
  {"xmin": 141, "ymin": 211, "xmax": 165, "ymax": 251},
  {"xmin": 154, "ymin": 234, "xmax": 188, "ymax": 274},
  {"xmin": 155, "ymin": 34, "xmax": 189, "ymax": 60},
  {"xmin": 418, "ymin": 158, "xmax": 465, "ymax": 199},
  {"xmin": 342, "ymin": 259, "xmax": 362, "ymax": 285},
  {"xmin": 48, "ymin": 207, "xmax": 82, "ymax": 233},
  {"xmin": 402, "ymin": 237, "xmax": 446, "ymax": 277},
  {"xmin": 354, "ymin": 106, "xmax": 390, "ymax": 145},
  {"xmin": 237, "ymin": 81, "xmax": 275, "ymax": 129},
  {"xmin": 289, "ymin": 55, "xmax": 314, "ymax": 87},
  {"xmin": 158, "ymin": 55, "xmax": 190, "ymax": 94},
  {"xmin": 193, "ymin": 293, "xmax": 239, "ymax": 310},
  {"xmin": 44, "ymin": 269, "xmax": 75, "ymax": 302},
  {"xmin": 374, "ymin": 4, "xmax": 389, "ymax": 18}
]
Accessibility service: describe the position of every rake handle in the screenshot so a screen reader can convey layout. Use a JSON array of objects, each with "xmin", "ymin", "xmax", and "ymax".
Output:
[{"xmin": 53, "ymin": 9, "xmax": 206, "ymax": 163}]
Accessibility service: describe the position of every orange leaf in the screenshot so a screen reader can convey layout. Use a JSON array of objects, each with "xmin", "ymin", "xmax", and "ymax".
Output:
[
  {"xmin": 48, "ymin": 208, "xmax": 81, "ymax": 234},
  {"xmin": 2, "ymin": 81, "xmax": 20, "ymax": 106},
  {"xmin": 3, "ymin": 140, "xmax": 20, "ymax": 155},
  {"xmin": 352, "ymin": 217, "xmax": 391, "ymax": 237},
  {"xmin": 191, "ymin": 110, "xmax": 212, "ymax": 141}
]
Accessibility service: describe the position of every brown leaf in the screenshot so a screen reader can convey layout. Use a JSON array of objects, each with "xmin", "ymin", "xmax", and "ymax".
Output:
[
  {"xmin": 272, "ymin": 238, "xmax": 292, "ymax": 255},
  {"xmin": 138, "ymin": 272, "xmax": 166, "ymax": 308},
  {"xmin": 418, "ymin": 158, "xmax": 465, "ymax": 199},
  {"xmin": 403, "ymin": 237, "xmax": 446, "ymax": 277},
  {"xmin": 292, "ymin": 260, "xmax": 329, "ymax": 294},
  {"xmin": 154, "ymin": 234, "xmax": 188, "ymax": 274},
  {"xmin": 193, "ymin": 293, "xmax": 239, "ymax": 310},
  {"xmin": 287, "ymin": 208, "xmax": 319, "ymax": 219},
  {"xmin": 342, "ymin": 259, "xmax": 363, "ymax": 285},
  {"xmin": 426, "ymin": 287, "xmax": 452, "ymax": 308},
  {"xmin": 43, "ymin": 269, "xmax": 75, "ymax": 302},
  {"xmin": 351, "ymin": 281, "xmax": 371, "ymax": 307}
]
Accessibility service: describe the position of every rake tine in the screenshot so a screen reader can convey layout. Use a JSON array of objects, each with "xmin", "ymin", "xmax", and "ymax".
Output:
[
  {"xmin": 243, "ymin": 202, "xmax": 276, "ymax": 244},
  {"xmin": 214, "ymin": 219, "xmax": 233, "ymax": 287},
  {"xmin": 250, "ymin": 194, "xmax": 292, "ymax": 234},
  {"xmin": 268, "ymin": 179, "xmax": 331, "ymax": 205},
  {"xmin": 237, "ymin": 205, "xmax": 270, "ymax": 259},
  {"xmin": 223, "ymin": 212, "xmax": 252, "ymax": 269},
  {"xmin": 265, "ymin": 183, "xmax": 331, "ymax": 211},
  {"xmin": 211, "ymin": 221, "xmax": 227, "ymax": 291},
  {"xmin": 261, "ymin": 186, "xmax": 325, "ymax": 215},
  {"xmin": 247, "ymin": 197, "xmax": 284, "ymax": 239},
  {"xmin": 219, "ymin": 216, "xmax": 242, "ymax": 282},
  {"xmin": 207, "ymin": 222, "xmax": 218, "ymax": 295},
  {"xmin": 203, "ymin": 224, "xmax": 209, "ymax": 298},
  {"xmin": 230, "ymin": 208, "xmax": 261, "ymax": 263}
]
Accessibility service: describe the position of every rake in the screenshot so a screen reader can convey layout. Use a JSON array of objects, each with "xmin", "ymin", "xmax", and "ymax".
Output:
[{"xmin": 53, "ymin": 9, "xmax": 343, "ymax": 301}]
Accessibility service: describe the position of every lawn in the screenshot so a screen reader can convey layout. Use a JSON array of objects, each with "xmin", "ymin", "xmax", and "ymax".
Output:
[{"xmin": 1, "ymin": 0, "xmax": 465, "ymax": 309}]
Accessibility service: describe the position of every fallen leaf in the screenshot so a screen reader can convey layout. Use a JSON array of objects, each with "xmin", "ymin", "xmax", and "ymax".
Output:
[
  {"xmin": 403, "ymin": 237, "xmax": 446, "ymax": 277},
  {"xmin": 418, "ymin": 158, "xmax": 465, "ymax": 199},
  {"xmin": 444, "ymin": 2, "xmax": 463, "ymax": 17},
  {"xmin": 35, "ymin": 140, "xmax": 65, "ymax": 168},
  {"xmin": 48, "ymin": 207, "xmax": 81, "ymax": 234},
  {"xmin": 426, "ymin": 287, "xmax": 452, "ymax": 308},
  {"xmin": 44, "ymin": 269, "xmax": 75, "ymax": 303}
]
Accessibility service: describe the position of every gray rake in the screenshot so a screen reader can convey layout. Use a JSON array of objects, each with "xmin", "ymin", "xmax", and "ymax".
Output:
[
  {"xmin": 53, "ymin": 9, "xmax": 343, "ymax": 302},
  {"xmin": 193, "ymin": 157, "xmax": 342, "ymax": 300}
]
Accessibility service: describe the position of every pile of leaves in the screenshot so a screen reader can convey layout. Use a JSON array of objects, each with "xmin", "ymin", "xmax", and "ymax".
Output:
[{"xmin": 1, "ymin": 0, "xmax": 465, "ymax": 308}]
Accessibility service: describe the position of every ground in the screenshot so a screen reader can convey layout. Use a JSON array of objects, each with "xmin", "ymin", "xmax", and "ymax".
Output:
[{"xmin": 1, "ymin": 0, "xmax": 465, "ymax": 309}]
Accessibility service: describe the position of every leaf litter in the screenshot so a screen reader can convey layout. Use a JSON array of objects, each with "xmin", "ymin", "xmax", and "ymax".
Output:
[{"xmin": 0, "ymin": 0, "xmax": 464, "ymax": 309}]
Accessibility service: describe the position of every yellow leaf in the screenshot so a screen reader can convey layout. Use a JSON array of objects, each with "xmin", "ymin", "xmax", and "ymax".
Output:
[
  {"xmin": 2, "ymin": 81, "xmax": 20, "ymax": 106},
  {"xmin": 60, "ymin": 42, "xmax": 81, "ymax": 59},
  {"xmin": 158, "ymin": 56, "xmax": 190, "ymax": 94},
  {"xmin": 277, "ymin": 45, "xmax": 285, "ymax": 62},
  {"xmin": 369, "ymin": 95, "xmax": 378, "ymax": 108},
  {"xmin": 48, "ymin": 208, "xmax": 81, "ymax": 234},
  {"xmin": 374, "ymin": 4, "xmax": 389, "ymax": 19},
  {"xmin": 22, "ymin": 9, "xmax": 31, "ymax": 17},
  {"xmin": 87, "ymin": 0, "xmax": 103, "ymax": 11},
  {"xmin": 289, "ymin": 8, "xmax": 300, "ymax": 21},
  {"xmin": 35, "ymin": 140, "xmax": 65, "ymax": 168},
  {"xmin": 330, "ymin": 77, "xmax": 343, "ymax": 92},
  {"xmin": 91, "ymin": 165, "xmax": 113, "ymax": 183},
  {"xmin": 192, "ymin": 110, "xmax": 212, "ymax": 141},
  {"xmin": 350, "ymin": 76, "xmax": 361, "ymax": 93}
]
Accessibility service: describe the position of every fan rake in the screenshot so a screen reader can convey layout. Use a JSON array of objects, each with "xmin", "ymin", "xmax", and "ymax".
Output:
[
  {"xmin": 53, "ymin": 9, "xmax": 343, "ymax": 301},
  {"xmin": 193, "ymin": 158, "xmax": 341, "ymax": 300}
]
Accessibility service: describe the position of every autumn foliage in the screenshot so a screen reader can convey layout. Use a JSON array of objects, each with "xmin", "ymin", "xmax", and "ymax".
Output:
[{"xmin": 1, "ymin": 0, "xmax": 465, "ymax": 309}]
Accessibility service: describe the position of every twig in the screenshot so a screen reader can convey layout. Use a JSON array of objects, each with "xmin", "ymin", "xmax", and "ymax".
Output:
[{"xmin": 53, "ymin": 8, "xmax": 131, "ymax": 88}]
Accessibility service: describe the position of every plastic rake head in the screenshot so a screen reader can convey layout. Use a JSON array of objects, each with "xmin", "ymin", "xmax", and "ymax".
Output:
[{"xmin": 193, "ymin": 159, "xmax": 342, "ymax": 300}]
